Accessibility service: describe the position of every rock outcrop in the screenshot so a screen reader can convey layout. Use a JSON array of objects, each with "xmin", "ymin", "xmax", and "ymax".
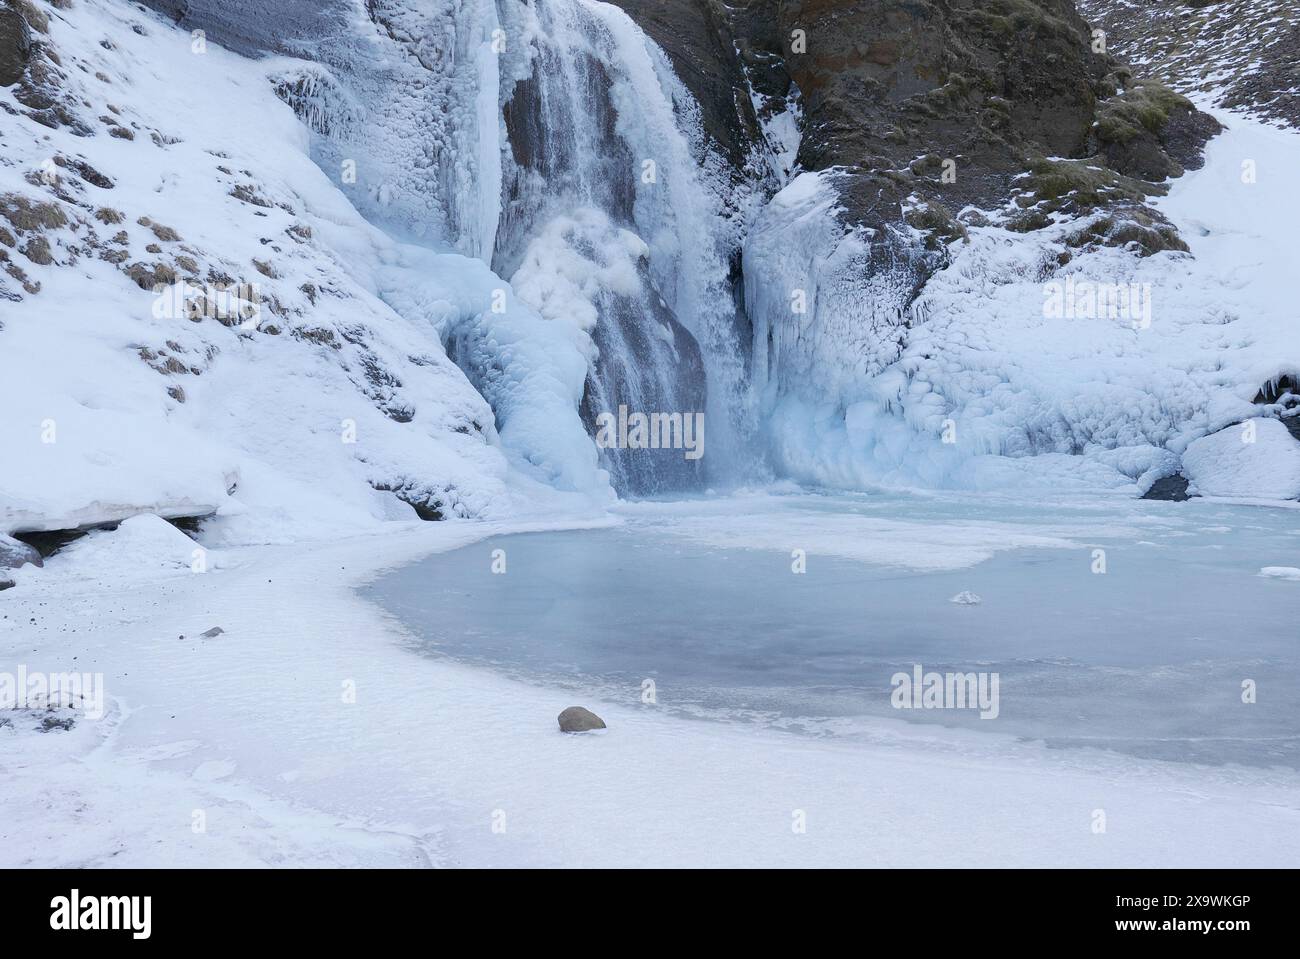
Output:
[
  {"xmin": 0, "ymin": 532, "xmax": 42, "ymax": 570},
  {"xmin": 0, "ymin": 0, "xmax": 33, "ymax": 87}
]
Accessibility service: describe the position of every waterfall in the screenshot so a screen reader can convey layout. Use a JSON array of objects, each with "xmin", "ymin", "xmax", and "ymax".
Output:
[
  {"xmin": 258, "ymin": 0, "xmax": 762, "ymax": 495},
  {"xmin": 492, "ymin": 0, "xmax": 759, "ymax": 494}
]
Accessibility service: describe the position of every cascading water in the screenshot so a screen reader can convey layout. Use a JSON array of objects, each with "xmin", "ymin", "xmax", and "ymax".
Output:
[
  {"xmin": 249, "ymin": 0, "xmax": 766, "ymax": 496},
  {"xmin": 493, "ymin": 0, "xmax": 761, "ymax": 494}
]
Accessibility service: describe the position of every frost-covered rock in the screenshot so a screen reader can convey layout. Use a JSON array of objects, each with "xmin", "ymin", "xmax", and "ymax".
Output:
[
  {"xmin": 1182, "ymin": 418, "xmax": 1300, "ymax": 500},
  {"xmin": 0, "ymin": 533, "xmax": 42, "ymax": 570},
  {"xmin": 1078, "ymin": 0, "xmax": 1300, "ymax": 130},
  {"xmin": 949, "ymin": 591, "xmax": 982, "ymax": 606}
]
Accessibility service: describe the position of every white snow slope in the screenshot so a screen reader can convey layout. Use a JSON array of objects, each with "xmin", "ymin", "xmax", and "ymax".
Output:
[{"xmin": 0, "ymin": 0, "xmax": 608, "ymax": 543}]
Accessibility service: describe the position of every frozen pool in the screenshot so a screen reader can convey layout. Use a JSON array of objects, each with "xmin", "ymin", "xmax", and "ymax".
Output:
[{"xmin": 364, "ymin": 491, "xmax": 1300, "ymax": 769}]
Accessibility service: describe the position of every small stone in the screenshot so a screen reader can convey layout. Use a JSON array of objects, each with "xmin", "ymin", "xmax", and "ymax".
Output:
[
  {"xmin": 558, "ymin": 706, "xmax": 605, "ymax": 733},
  {"xmin": 200, "ymin": 626, "xmax": 224, "ymax": 638},
  {"xmin": 950, "ymin": 590, "xmax": 982, "ymax": 606}
]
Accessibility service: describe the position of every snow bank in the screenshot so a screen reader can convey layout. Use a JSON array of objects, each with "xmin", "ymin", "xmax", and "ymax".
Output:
[{"xmin": 1183, "ymin": 418, "xmax": 1300, "ymax": 499}]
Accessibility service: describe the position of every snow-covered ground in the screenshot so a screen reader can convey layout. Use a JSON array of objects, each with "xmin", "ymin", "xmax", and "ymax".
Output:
[{"xmin": 4, "ymin": 493, "xmax": 1300, "ymax": 868}]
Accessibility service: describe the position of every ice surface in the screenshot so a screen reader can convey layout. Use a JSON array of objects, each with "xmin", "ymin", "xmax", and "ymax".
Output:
[
  {"xmin": 368, "ymin": 492, "xmax": 1300, "ymax": 771},
  {"xmin": 364, "ymin": 493, "xmax": 1300, "ymax": 769}
]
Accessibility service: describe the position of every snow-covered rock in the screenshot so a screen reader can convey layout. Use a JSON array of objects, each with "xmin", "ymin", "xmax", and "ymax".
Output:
[
  {"xmin": 55, "ymin": 513, "xmax": 202, "ymax": 577},
  {"xmin": 0, "ymin": 532, "xmax": 42, "ymax": 569},
  {"xmin": 1182, "ymin": 418, "xmax": 1300, "ymax": 501}
]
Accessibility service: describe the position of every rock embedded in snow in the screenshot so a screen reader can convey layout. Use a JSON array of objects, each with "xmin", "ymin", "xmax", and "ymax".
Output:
[
  {"xmin": 57, "ymin": 514, "xmax": 201, "ymax": 574},
  {"xmin": 557, "ymin": 706, "xmax": 606, "ymax": 733},
  {"xmin": 1259, "ymin": 567, "xmax": 1300, "ymax": 582},
  {"xmin": 1141, "ymin": 474, "xmax": 1193, "ymax": 502},
  {"xmin": 950, "ymin": 591, "xmax": 982, "ymax": 606},
  {"xmin": 0, "ymin": 533, "xmax": 42, "ymax": 570},
  {"xmin": 200, "ymin": 627, "xmax": 224, "ymax": 639},
  {"xmin": 1181, "ymin": 418, "xmax": 1300, "ymax": 500}
]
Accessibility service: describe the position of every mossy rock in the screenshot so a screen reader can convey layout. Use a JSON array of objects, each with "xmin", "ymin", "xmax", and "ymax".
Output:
[
  {"xmin": 1091, "ymin": 81, "xmax": 1218, "ymax": 181},
  {"xmin": 904, "ymin": 200, "xmax": 969, "ymax": 249},
  {"xmin": 1013, "ymin": 157, "xmax": 1160, "ymax": 220},
  {"xmin": 1064, "ymin": 207, "xmax": 1189, "ymax": 257},
  {"xmin": 0, "ymin": 192, "xmax": 67, "ymax": 232}
]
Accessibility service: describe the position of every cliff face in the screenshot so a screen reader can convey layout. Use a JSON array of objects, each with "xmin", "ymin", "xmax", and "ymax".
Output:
[{"xmin": 630, "ymin": 0, "xmax": 1217, "ymax": 246}]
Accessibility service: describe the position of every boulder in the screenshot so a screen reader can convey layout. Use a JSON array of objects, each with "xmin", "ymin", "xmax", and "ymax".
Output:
[
  {"xmin": 1141, "ymin": 474, "xmax": 1193, "ymax": 502},
  {"xmin": 558, "ymin": 706, "xmax": 606, "ymax": 733},
  {"xmin": 0, "ymin": 532, "xmax": 42, "ymax": 570}
]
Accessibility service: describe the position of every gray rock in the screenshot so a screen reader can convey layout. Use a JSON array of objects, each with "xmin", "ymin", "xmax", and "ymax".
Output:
[
  {"xmin": 0, "ymin": 578, "xmax": 14, "ymax": 592},
  {"xmin": 200, "ymin": 626, "xmax": 224, "ymax": 638},
  {"xmin": 0, "ymin": 533, "xmax": 42, "ymax": 570},
  {"xmin": 1142, "ymin": 473, "xmax": 1193, "ymax": 502},
  {"xmin": 557, "ymin": 706, "xmax": 606, "ymax": 733},
  {"xmin": 0, "ymin": 2, "xmax": 32, "ymax": 88}
]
